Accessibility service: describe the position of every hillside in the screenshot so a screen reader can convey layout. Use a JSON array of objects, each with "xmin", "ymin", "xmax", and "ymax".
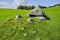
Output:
[{"xmin": 0, "ymin": 8, "xmax": 60, "ymax": 40}]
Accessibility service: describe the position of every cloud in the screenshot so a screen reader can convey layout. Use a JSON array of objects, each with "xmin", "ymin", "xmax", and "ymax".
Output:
[
  {"xmin": 14, "ymin": 0, "xmax": 26, "ymax": 5},
  {"xmin": 13, "ymin": 0, "xmax": 26, "ymax": 8},
  {"xmin": 0, "ymin": 2, "xmax": 7, "ymax": 6},
  {"xmin": 0, "ymin": 2, "xmax": 9, "ymax": 8},
  {"xmin": 8, "ymin": 0, "xmax": 26, "ymax": 9},
  {"xmin": 0, "ymin": 0, "xmax": 27, "ymax": 9}
]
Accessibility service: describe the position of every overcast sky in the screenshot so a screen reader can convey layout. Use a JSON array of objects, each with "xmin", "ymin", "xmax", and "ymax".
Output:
[{"xmin": 0, "ymin": 0, "xmax": 60, "ymax": 9}]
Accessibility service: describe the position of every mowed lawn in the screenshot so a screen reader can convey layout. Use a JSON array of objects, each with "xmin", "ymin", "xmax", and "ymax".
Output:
[{"xmin": 0, "ymin": 7, "xmax": 60, "ymax": 40}]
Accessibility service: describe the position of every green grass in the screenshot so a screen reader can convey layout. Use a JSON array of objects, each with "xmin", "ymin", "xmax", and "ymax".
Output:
[
  {"xmin": 0, "ymin": 8, "xmax": 60, "ymax": 40},
  {"xmin": 0, "ymin": 9, "xmax": 30, "ymax": 24}
]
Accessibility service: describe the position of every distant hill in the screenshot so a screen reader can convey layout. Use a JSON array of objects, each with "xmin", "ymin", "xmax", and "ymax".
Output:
[
  {"xmin": 54, "ymin": 4, "xmax": 60, "ymax": 7},
  {"xmin": 49, "ymin": 4, "xmax": 60, "ymax": 8}
]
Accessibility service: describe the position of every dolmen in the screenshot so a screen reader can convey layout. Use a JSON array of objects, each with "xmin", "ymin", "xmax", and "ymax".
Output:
[{"xmin": 28, "ymin": 6, "xmax": 50, "ymax": 21}]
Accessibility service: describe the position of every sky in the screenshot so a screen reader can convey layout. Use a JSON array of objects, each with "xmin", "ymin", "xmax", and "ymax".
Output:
[{"xmin": 0, "ymin": 0, "xmax": 60, "ymax": 9}]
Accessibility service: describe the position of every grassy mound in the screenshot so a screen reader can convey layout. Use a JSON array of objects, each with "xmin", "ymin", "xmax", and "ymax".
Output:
[{"xmin": 0, "ymin": 8, "xmax": 60, "ymax": 40}]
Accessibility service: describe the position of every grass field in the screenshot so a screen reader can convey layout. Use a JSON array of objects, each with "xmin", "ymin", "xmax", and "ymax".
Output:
[{"xmin": 0, "ymin": 7, "xmax": 60, "ymax": 40}]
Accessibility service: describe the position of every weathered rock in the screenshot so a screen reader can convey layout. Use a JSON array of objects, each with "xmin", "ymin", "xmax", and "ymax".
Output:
[
  {"xmin": 39, "ymin": 16, "xmax": 46, "ymax": 20},
  {"xmin": 28, "ymin": 6, "xmax": 50, "ymax": 20},
  {"xmin": 28, "ymin": 18, "xmax": 34, "ymax": 23},
  {"xmin": 28, "ymin": 6, "xmax": 45, "ymax": 17},
  {"xmin": 16, "ymin": 14, "xmax": 22, "ymax": 18}
]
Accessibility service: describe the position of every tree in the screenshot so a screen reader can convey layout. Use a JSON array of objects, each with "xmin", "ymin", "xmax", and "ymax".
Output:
[
  {"xmin": 31, "ymin": 5, "xmax": 35, "ymax": 9},
  {"xmin": 17, "ymin": 5, "xmax": 24, "ymax": 10},
  {"xmin": 49, "ymin": 6, "xmax": 54, "ymax": 8},
  {"xmin": 17, "ymin": 5, "xmax": 35, "ymax": 10},
  {"xmin": 38, "ymin": 5, "xmax": 47, "ymax": 8}
]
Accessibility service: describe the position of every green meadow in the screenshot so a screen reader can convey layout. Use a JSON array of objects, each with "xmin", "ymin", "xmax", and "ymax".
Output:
[{"xmin": 0, "ymin": 7, "xmax": 60, "ymax": 40}]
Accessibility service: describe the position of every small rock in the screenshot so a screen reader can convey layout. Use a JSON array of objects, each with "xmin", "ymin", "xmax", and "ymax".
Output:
[
  {"xmin": 28, "ymin": 18, "xmax": 34, "ymax": 23},
  {"xmin": 39, "ymin": 16, "xmax": 46, "ymax": 20},
  {"xmin": 16, "ymin": 14, "xmax": 22, "ymax": 18}
]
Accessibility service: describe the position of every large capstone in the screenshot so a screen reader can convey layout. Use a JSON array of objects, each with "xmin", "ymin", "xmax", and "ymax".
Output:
[{"xmin": 28, "ymin": 6, "xmax": 44, "ymax": 17}]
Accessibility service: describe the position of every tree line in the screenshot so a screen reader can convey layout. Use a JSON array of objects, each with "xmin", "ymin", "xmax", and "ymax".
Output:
[
  {"xmin": 49, "ymin": 4, "xmax": 60, "ymax": 8},
  {"xmin": 17, "ymin": 5, "xmax": 47, "ymax": 10},
  {"xmin": 17, "ymin": 4, "xmax": 60, "ymax": 10}
]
